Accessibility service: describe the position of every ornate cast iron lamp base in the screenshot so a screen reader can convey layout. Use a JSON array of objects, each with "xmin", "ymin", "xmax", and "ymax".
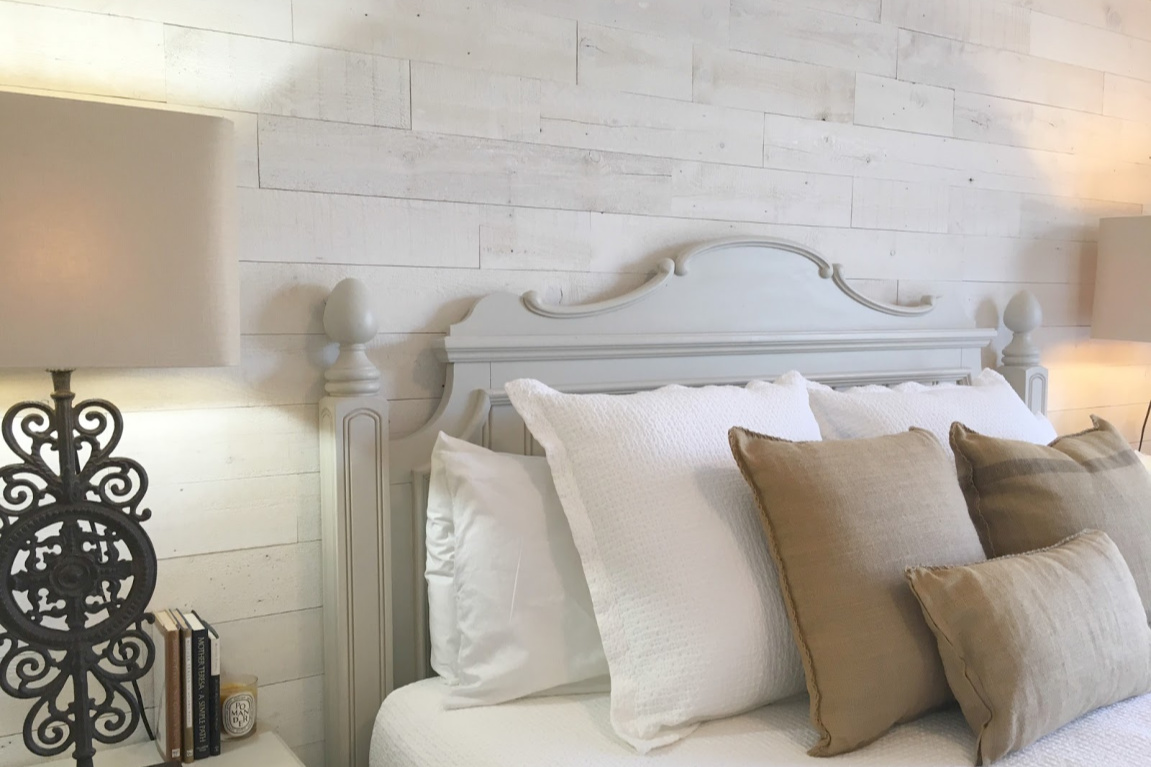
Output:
[{"xmin": 0, "ymin": 371, "xmax": 156, "ymax": 767}]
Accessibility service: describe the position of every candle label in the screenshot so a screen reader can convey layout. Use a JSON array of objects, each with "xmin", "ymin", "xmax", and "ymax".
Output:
[{"xmin": 222, "ymin": 691, "xmax": 256, "ymax": 738}]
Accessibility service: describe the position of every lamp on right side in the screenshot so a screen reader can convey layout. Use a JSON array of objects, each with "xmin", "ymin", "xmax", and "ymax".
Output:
[{"xmin": 1091, "ymin": 215, "xmax": 1151, "ymax": 448}]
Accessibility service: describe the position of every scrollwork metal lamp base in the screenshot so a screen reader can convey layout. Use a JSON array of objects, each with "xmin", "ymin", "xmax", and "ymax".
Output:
[{"xmin": 0, "ymin": 371, "xmax": 156, "ymax": 767}]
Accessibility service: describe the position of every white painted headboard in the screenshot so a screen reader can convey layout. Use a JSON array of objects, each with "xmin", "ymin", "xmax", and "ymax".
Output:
[{"xmin": 315, "ymin": 238, "xmax": 1048, "ymax": 767}]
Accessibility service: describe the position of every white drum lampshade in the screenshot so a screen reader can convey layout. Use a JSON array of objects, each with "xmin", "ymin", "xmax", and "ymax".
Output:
[
  {"xmin": 1092, "ymin": 216, "xmax": 1151, "ymax": 343},
  {"xmin": 0, "ymin": 90, "xmax": 238, "ymax": 370}
]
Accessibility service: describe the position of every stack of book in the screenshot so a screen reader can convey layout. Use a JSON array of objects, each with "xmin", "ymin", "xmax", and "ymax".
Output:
[{"xmin": 151, "ymin": 609, "xmax": 223, "ymax": 763}]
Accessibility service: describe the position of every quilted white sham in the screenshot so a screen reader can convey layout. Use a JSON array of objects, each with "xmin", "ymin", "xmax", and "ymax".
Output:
[{"xmin": 505, "ymin": 378, "xmax": 821, "ymax": 751}]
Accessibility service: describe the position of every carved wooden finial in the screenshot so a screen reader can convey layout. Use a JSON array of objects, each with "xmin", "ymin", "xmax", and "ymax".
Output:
[
  {"xmin": 1002, "ymin": 290, "xmax": 1042, "ymax": 366},
  {"xmin": 323, "ymin": 278, "xmax": 381, "ymax": 397}
]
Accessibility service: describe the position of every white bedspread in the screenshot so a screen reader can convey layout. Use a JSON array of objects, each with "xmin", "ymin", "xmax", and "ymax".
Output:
[{"xmin": 371, "ymin": 678, "xmax": 1151, "ymax": 767}]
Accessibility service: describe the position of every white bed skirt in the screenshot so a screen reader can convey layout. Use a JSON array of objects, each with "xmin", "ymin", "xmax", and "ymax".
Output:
[{"xmin": 371, "ymin": 678, "xmax": 1151, "ymax": 766}]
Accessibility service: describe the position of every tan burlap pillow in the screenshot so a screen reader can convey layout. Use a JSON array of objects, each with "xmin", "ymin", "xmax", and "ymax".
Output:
[
  {"xmin": 907, "ymin": 530, "xmax": 1151, "ymax": 765},
  {"xmin": 951, "ymin": 416, "xmax": 1151, "ymax": 616},
  {"xmin": 729, "ymin": 427, "xmax": 985, "ymax": 756}
]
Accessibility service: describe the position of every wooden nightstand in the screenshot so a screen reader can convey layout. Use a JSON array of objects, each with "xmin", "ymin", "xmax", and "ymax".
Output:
[{"xmin": 37, "ymin": 730, "xmax": 303, "ymax": 767}]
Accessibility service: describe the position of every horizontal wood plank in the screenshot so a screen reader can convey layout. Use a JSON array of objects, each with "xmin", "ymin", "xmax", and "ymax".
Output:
[
  {"xmin": 693, "ymin": 45, "xmax": 855, "ymax": 122},
  {"xmin": 150, "ymin": 543, "xmax": 322, "ymax": 624},
  {"xmin": 213, "ymin": 608, "xmax": 325, "ymax": 684},
  {"xmin": 12, "ymin": 0, "xmax": 293, "ymax": 38},
  {"xmin": 410, "ymin": 62, "xmax": 540, "ymax": 141},
  {"xmin": 0, "ymin": 2, "xmax": 164, "ymax": 100},
  {"xmin": 292, "ymin": 0, "xmax": 577, "ymax": 82},
  {"xmin": 257, "ymin": 114, "xmax": 675, "ymax": 213},
  {"xmin": 1030, "ymin": 11, "xmax": 1151, "ymax": 82},
  {"xmin": 948, "ymin": 187, "xmax": 1022, "ymax": 237},
  {"xmin": 1105, "ymin": 74, "xmax": 1151, "ymax": 123},
  {"xmin": 260, "ymin": 676, "xmax": 325, "ymax": 748},
  {"xmin": 146, "ymin": 473, "xmax": 317, "ymax": 559},
  {"xmin": 1027, "ymin": 0, "xmax": 1151, "ymax": 43},
  {"xmin": 730, "ymin": 0, "xmax": 897, "ymax": 76},
  {"xmin": 239, "ymin": 187, "xmax": 482, "ymax": 268},
  {"xmin": 165, "ymin": 27, "xmax": 410, "ymax": 127},
  {"xmin": 670, "ymin": 162, "xmax": 853, "ymax": 225},
  {"xmin": 577, "ymin": 22, "xmax": 693, "ymax": 100},
  {"xmin": 500, "ymin": 0, "xmax": 730, "ymax": 43},
  {"xmin": 882, "ymin": 0, "xmax": 1030, "ymax": 52},
  {"xmin": 792, "ymin": 0, "xmax": 880, "ymax": 21},
  {"xmin": 538, "ymin": 83, "xmax": 764, "ymax": 165},
  {"xmin": 853, "ymin": 73, "xmax": 954, "ymax": 135},
  {"xmin": 851, "ymin": 178, "xmax": 950, "ymax": 232},
  {"xmin": 1019, "ymin": 194, "xmax": 1143, "ymax": 241},
  {"xmin": 898, "ymin": 29, "xmax": 1104, "ymax": 113}
]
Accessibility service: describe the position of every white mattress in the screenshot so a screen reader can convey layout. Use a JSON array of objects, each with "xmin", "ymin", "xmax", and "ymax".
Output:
[{"xmin": 372, "ymin": 678, "xmax": 1151, "ymax": 766}]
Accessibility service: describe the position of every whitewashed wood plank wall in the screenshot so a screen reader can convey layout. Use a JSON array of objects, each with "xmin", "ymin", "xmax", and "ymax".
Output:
[{"xmin": 1, "ymin": 0, "xmax": 1151, "ymax": 764}]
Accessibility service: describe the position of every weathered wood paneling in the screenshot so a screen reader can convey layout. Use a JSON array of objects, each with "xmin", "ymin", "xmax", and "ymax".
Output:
[
  {"xmin": 730, "ymin": 0, "xmax": 898, "ymax": 76},
  {"xmin": 539, "ymin": 83, "xmax": 764, "ymax": 164},
  {"xmin": 882, "ymin": 0, "xmax": 1031, "ymax": 52},
  {"xmin": 577, "ymin": 23, "xmax": 693, "ymax": 100},
  {"xmin": 853, "ymin": 73, "xmax": 953, "ymax": 135},
  {"xmin": 12, "ymin": 0, "xmax": 293, "ymax": 38},
  {"xmin": 501, "ymin": 0, "xmax": 731, "ymax": 43},
  {"xmin": 410, "ymin": 62, "xmax": 540, "ymax": 140},
  {"xmin": 1030, "ymin": 12, "xmax": 1151, "ymax": 82},
  {"xmin": 0, "ymin": 3, "xmax": 164, "ymax": 99},
  {"xmin": 693, "ymin": 45, "xmax": 856, "ymax": 121},
  {"xmin": 292, "ymin": 0, "xmax": 577, "ymax": 82},
  {"xmin": 898, "ymin": 29, "xmax": 1104, "ymax": 112},
  {"xmin": 3, "ymin": 1, "xmax": 1151, "ymax": 763},
  {"xmin": 165, "ymin": 27, "xmax": 411, "ymax": 127}
]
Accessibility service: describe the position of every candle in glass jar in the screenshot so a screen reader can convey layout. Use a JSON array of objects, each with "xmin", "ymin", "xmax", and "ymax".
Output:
[{"xmin": 220, "ymin": 673, "xmax": 258, "ymax": 740}]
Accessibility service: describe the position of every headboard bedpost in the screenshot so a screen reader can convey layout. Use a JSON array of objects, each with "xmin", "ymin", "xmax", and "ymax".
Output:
[
  {"xmin": 998, "ymin": 290, "xmax": 1049, "ymax": 415},
  {"xmin": 320, "ymin": 278, "xmax": 393, "ymax": 767}
]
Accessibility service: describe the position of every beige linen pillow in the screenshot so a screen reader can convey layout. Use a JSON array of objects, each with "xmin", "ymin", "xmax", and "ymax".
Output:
[
  {"xmin": 907, "ymin": 530, "xmax": 1151, "ymax": 765},
  {"xmin": 729, "ymin": 427, "xmax": 986, "ymax": 756},
  {"xmin": 951, "ymin": 417, "xmax": 1151, "ymax": 616}
]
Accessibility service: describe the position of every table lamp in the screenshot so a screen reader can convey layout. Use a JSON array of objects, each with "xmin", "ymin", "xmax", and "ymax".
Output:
[
  {"xmin": 0, "ymin": 91, "xmax": 237, "ymax": 766},
  {"xmin": 1091, "ymin": 215, "xmax": 1151, "ymax": 448}
]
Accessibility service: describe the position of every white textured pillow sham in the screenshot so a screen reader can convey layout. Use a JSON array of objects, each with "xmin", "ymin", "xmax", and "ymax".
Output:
[
  {"xmin": 778, "ymin": 369, "xmax": 1056, "ymax": 455},
  {"xmin": 427, "ymin": 433, "xmax": 609, "ymax": 707},
  {"xmin": 505, "ymin": 379, "xmax": 819, "ymax": 752}
]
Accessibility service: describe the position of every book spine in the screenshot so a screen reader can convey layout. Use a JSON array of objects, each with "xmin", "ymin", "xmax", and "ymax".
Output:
[
  {"xmin": 166, "ymin": 626, "xmax": 182, "ymax": 761},
  {"xmin": 196, "ymin": 613, "xmax": 223, "ymax": 758},
  {"xmin": 183, "ymin": 628, "xmax": 194, "ymax": 763},
  {"xmin": 192, "ymin": 627, "xmax": 210, "ymax": 759},
  {"xmin": 209, "ymin": 668, "xmax": 221, "ymax": 756}
]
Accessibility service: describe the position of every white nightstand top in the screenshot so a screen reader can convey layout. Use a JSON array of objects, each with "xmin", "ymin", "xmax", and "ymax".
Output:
[{"xmin": 37, "ymin": 730, "xmax": 303, "ymax": 766}]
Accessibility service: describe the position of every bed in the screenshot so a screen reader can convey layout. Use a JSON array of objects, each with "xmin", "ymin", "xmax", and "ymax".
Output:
[
  {"xmin": 315, "ymin": 238, "xmax": 1071, "ymax": 767},
  {"xmin": 372, "ymin": 678, "xmax": 1151, "ymax": 767}
]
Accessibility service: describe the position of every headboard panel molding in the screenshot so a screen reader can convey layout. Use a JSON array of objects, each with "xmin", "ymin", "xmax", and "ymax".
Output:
[{"xmin": 317, "ymin": 238, "xmax": 1047, "ymax": 767}]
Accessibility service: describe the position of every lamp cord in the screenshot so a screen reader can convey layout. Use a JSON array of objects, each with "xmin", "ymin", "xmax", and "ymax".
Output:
[{"xmin": 1141, "ymin": 399, "xmax": 1151, "ymax": 452}]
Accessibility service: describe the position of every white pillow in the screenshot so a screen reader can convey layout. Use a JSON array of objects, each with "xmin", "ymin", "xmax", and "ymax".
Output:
[
  {"xmin": 780, "ymin": 369, "xmax": 1056, "ymax": 455},
  {"xmin": 434, "ymin": 433, "xmax": 609, "ymax": 708},
  {"xmin": 425, "ymin": 440, "xmax": 458, "ymax": 683},
  {"xmin": 504, "ymin": 378, "xmax": 819, "ymax": 752}
]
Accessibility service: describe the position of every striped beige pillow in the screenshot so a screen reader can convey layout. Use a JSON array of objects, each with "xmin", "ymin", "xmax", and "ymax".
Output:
[
  {"xmin": 951, "ymin": 416, "xmax": 1151, "ymax": 616},
  {"xmin": 907, "ymin": 530, "xmax": 1151, "ymax": 764}
]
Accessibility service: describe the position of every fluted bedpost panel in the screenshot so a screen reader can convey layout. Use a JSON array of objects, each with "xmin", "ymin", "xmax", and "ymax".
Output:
[
  {"xmin": 998, "ymin": 290, "xmax": 1049, "ymax": 415},
  {"xmin": 319, "ymin": 278, "xmax": 392, "ymax": 767}
]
